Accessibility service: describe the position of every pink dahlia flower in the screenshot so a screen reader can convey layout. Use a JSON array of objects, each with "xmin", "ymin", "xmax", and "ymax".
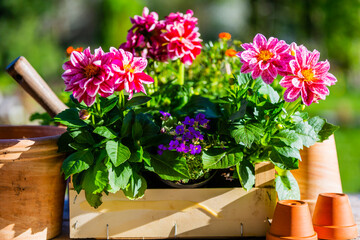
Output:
[
  {"xmin": 109, "ymin": 47, "xmax": 154, "ymax": 99},
  {"xmin": 62, "ymin": 47, "xmax": 113, "ymax": 106},
  {"xmin": 238, "ymin": 33, "xmax": 293, "ymax": 84},
  {"xmin": 130, "ymin": 7, "xmax": 161, "ymax": 32},
  {"xmin": 120, "ymin": 7, "xmax": 168, "ymax": 62},
  {"xmin": 162, "ymin": 21, "xmax": 202, "ymax": 65},
  {"xmin": 165, "ymin": 9, "xmax": 198, "ymax": 27},
  {"xmin": 279, "ymin": 45, "xmax": 337, "ymax": 106}
]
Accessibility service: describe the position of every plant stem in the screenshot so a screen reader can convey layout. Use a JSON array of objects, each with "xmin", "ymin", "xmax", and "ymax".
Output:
[
  {"xmin": 96, "ymin": 95, "xmax": 101, "ymax": 115},
  {"xmin": 118, "ymin": 90, "xmax": 125, "ymax": 109},
  {"xmin": 286, "ymin": 98, "xmax": 301, "ymax": 120},
  {"xmin": 178, "ymin": 60, "xmax": 185, "ymax": 85}
]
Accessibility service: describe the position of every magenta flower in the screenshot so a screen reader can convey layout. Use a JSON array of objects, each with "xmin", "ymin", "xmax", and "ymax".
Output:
[
  {"xmin": 120, "ymin": 7, "xmax": 168, "ymax": 62},
  {"xmin": 109, "ymin": 47, "xmax": 154, "ymax": 99},
  {"xmin": 189, "ymin": 144, "xmax": 201, "ymax": 155},
  {"xmin": 162, "ymin": 21, "xmax": 202, "ymax": 65},
  {"xmin": 279, "ymin": 46, "xmax": 337, "ymax": 106},
  {"xmin": 130, "ymin": 7, "xmax": 160, "ymax": 32},
  {"xmin": 238, "ymin": 33, "xmax": 293, "ymax": 84},
  {"xmin": 165, "ymin": 9, "xmax": 198, "ymax": 27},
  {"xmin": 62, "ymin": 47, "xmax": 113, "ymax": 106}
]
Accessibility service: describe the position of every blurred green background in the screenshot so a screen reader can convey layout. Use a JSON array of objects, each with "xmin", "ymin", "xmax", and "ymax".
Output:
[{"xmin": 0, "ymin": 0, "xmax": 359, "ymax": 192}]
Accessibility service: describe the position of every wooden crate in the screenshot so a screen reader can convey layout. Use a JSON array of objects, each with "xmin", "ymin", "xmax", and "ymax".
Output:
[{"xmin": 69, "ymin": 162, "xmax": 276, "ymax": 239}]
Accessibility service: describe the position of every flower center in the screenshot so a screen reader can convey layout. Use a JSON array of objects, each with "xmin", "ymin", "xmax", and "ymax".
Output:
[
  {"xmin": 124, "ymin": 64, "xmax": 135, "ymax": 73},
  {"xmin": 257, "ymin": 50, "xmax": 274, "ymax": 62},
  {"xmin": 301, "ymin": 69, "xmax": 315, "ymax": 81},
  {"xmin": 84, "ymin": 64, "xmax": 99, "ymax": 79}
]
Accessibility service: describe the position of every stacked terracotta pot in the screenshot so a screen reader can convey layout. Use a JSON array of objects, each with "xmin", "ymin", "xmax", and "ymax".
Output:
[{"xmin": 267, "ymin": 194, "xmax": 358, "ymax": 240}]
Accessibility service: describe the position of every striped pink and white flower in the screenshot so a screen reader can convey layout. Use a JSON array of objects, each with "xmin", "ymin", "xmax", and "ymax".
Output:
[
  {"xmin": 238, "ymin": 33, "xmax": 293, "ymax": 84},
  {"xmin": 62, "ymin": 47, "xmax": 113, "ymax": 106},
  {"xmin": 162, "ymin": 21, "xmax": 202, "ymax": 65},
  {"xmin": 279, "ymin": 45, "xmax": 337, "ymax": 106},
  {"xmin": 110, "ymin": 47, "xmax": 154, "ymax": 99}
]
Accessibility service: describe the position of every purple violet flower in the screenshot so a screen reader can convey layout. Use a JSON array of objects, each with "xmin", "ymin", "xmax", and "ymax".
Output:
[
  {"xmin": 175, "ymin": 125, "xmax": 185, "ymax": 135},
  {"xmin": 183, "ymin": 131, "xmax": 194, "ymax": 141},
  {"xmin": 158, "ymin": 144, "xmax": 167, "ymax": 150},
  {"xmin": 160, "ymin": 111, "xmax": 171, "ymax": 121},
  {"xmin": 190, "ymin": 144, "xmax": 202, "ymax": 155},
  {"xmin": 177, "ymin": 143, "xmax": 189, "ymax": 153},
  {"xmin": 195, "ymin": 113, "xmax": 210, "ymax": 125},
  {"xmin": 157, "ymin": 149, "xmax": 163, "ymax": 155},
  {"xmin": 194, "ymin": 130, "xmax": 204, "ymax": 140},
  {"xmin": 168, "ymin": 140, "xmax": 179, "ymax": 150},
  {"xmin": 183, "ymin": 116, "xmax": 195, "ymax": 126}
]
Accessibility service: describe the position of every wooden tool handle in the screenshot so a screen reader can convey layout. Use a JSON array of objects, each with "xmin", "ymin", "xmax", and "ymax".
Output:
[{"xmin": 6, "ymin": 56, "xmax": 68, "ymax": 118}]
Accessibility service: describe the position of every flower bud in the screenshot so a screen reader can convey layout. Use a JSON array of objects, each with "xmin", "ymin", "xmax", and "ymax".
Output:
[
  {"xmin": 264, "ymin": 115, "xmax": 270, "ymax": 121},
  {"xmin": 301, "ymin": 104, "xmax": 306, "ymax": 111},
  {"xmin": 276, "ymin": 123, "xmax": 284, "ymax": 130},
  {"xmin": 228, "ymin": 78, "xmax": 235, "ymax": 85},
  {"xmin": 79, "ymin": 109, "xmax": 90, "ymax": 120}
]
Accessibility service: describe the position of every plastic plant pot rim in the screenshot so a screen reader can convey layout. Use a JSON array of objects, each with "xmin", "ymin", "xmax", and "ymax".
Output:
[
  {"xmin": 313, "ymin": 224, "xmax": 358, "ymax": 239},
  {"xmin": 266, "ymin": 232, "xmax": 318, "ymax": 240}
]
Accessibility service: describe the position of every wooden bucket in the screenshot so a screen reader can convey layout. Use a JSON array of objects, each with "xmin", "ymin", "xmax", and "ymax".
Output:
[
  {"xmin": 292, "ymin": 135, "xmax": 342, "ymax": 215},
  {"xmin": 0, "ymin": 125, "xmax": 66, "ymax": 240}
]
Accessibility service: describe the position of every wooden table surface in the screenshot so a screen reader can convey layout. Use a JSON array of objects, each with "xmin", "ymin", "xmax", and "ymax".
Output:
[{"xmin": 54, "ymin": 194, "xmax": 360, "ymax": 240}]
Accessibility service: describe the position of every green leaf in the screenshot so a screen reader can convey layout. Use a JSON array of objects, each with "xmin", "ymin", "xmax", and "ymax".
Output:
[
  {"xmin": 85, "ymin": 191, "xmax": 102, "ymax": 209},
  {"xmin": 236, "ymin": 73, "xmax": 252, "ymax": 86},
  {"xmin": 270, "ymin": 148, "xmax": 299, "ymax": 170},
  {"xmin": 128, "ymin": 146, "xmax": 143, "ymax": 162},
  {"xmin": 121, "ymin": 110, "xmax": 135, "ymax": 137},
  {"xmin": 230, "ymin": 123, "xmax": 264, "ymax": 148},
  {"xmin": 54, "ymin": 109, "xmax": 87, "ymax": 127},
  {"xmin": 308, "ymin": 116, "xmax": 325, "ymax": 133},
  {"xmin": 202, "ymin": 147, "xmax": 243, "ymax": 169},
  {"xmin": 293, "ymin": 121, "xmax": 318, "ymax": 147},
  {"xmin": 275, "ymin": 171, "xmax": 300, "ymax": 200},
  {"xmin": 273, "ymin": 145, "xmax": 301, "ymax": 159},
  {"xmin": 125, "ymin": 96, "xmax": 152, "ymax": 108},
  {"xmin": 229, "ymin": 99, "xmax": 247, "ymax": 121},
  {"xmin": 136, "ymin": 113, "xmax": 160, "ymax": 138},
  {"xmin": 142, "ymin": 151, "xmax": 151, "ymax": 166},
  {"xmin": 61, "ymin": 150, "xmax": 94, "ymax": 179},
  {"xmin": 122, "ymin": 172, "xmax": 147, "ymax": 200},
  {"xmin": 258, "ymin": 83, "xmax": 280, "ymax": 103},
  {"xmin": 94, "ymin": 126, "xmax": 117, "ymax": 139},
  {"xmin": 132, "ymin": 119, "xmax": 143, "ymax": 140},
  {"xmin": 149, "ymin": 151, "xmax": 190, "ymax": 181},
  {"xmin": 69, "ymin": 142, "xmax": 88, "ymax": 150},
  {"xmin": 82, "ymin": 158, "xmax": 108, "ymax": 195},
  {"xmin": 69, "ymin": 129, "xmax": 95, "ymax": 144},
  {"xmin": 101, "ymin": 96, "xmax": 119, "ymax": 114},
  {"xmin": 318, "ymin": 121, "xmax": 339, "ymax": 142},
  {"xmin": 72, "ymin": 172, "xmax": 84, "ymax": 194},
  {"xmin": 273, "ymin": 129, "xmax": 303, "ymax": 150},
  {"xmin": 108, "ymin": 162, "xmax": 133, "ymax": 193},
  {"xmin": 237, "ymin": 159, "xmax": 255, "ymax": 191},
  {"xmin": 57, "ymin": 132, "xmax": 74, "ymax": 153},
  {"xmin": 105, "ymin": 140, "xmax": 131, "ymax": 167}
]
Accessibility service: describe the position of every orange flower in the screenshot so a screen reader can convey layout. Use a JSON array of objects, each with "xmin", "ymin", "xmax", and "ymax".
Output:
[
  {"xmin": 225, "ymin": 49, "xmax": 238, "ymax": 57},
  {"xmin": 218, "ymin": 32, "xmax": 231, "ymax": 40},
  {"xmin": 66, "ymin": 46, "xmax": 83, "ymax": 56}
]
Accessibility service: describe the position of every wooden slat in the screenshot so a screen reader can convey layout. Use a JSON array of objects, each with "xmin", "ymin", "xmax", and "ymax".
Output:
[
  {"xmin": 255, "ymin": 162, "xmax": 275, "ymax": 188},
  {"xmin": 69, "ymin": 187, "xmax": 276, "ymax": 239}
]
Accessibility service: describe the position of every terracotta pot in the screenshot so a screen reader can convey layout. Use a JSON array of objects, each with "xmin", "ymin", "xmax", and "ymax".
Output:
[
  {"xmin": 0, "ymin": 125, "xmax": 66, "ymax": 240},
  {"xmin": 313, "ymin": 193, "xmax": 358, "ymax": 239},
  {"xmin": 266, "ymin": 200, "xmax": 317, "ymax": 240},
  {"xmin": 292, "ymin": 135, "xmax": 342, "ymax": 215}
]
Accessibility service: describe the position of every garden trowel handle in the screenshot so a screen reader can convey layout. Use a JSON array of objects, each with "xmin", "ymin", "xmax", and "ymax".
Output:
[{"xmin": 6, "ymin": 56, "xmax": 68, "ymax": 118}]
